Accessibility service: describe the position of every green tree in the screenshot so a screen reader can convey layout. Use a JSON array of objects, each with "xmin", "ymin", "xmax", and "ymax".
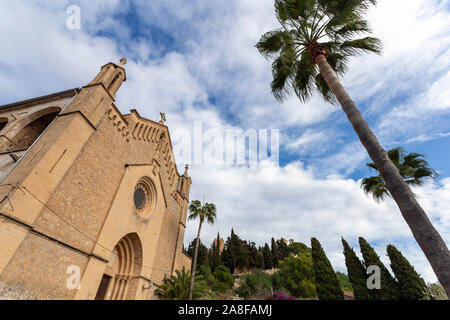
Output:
[
  {"xmin": 361, "ymin": 147, "xmax": 438, "ymax": 201},
  {"xmin": 277, "ymin": 254, "xmax": 316, "ymax": 298},
  {"xmin": 187, "ymin": 239, "xmax": 209, "ymax": 271},
  {"xmin": 288, "ymin": 242, "xmax": 311, "ymax": 256},
  {"xmin": 256, "ymin": 0, "xmax": 450, "ymax": 295},
  {"xmin": 276, "ymin": 239, "xmax": 289, "ymax": 260},
  {"xmin": 258, "ymin": 250, "xmax": 265, "ymax": 270},
  {"xmin": 155, "ymin": 267, "xmax": 209, "ymax": 300},
  {"xmin": 359, "ymin": 237, "xmax": 399, "ymax": 299},
  {"xmin": 222, "ymin": 229, "xmax": 245, "ymax": 274},
  {"xmin": 271, "ymin": 237, "xmax": 280, "ymax": 268},
  {"xmin": 263, "ymin": 243, "xmax": 273, "ymax": 270},
  {"xmin": 246, "ymin": 241, "xmax": 262, "ymax": 269},
  {"xmin": 386, "ymin": 244, "xmax": 426, "ymax": 300},
  {"xmin": 212, "ymin": 265, "xmax": 235, "ymax": 292},
  {"xmin": 210, "ymin": 233, "xmax": 223, "ymax": 271},
  {"xmin": 311, "ymin": 238, "xmax": 344, "ymax": 300},
  {"xmin": 342, "ymin": 238, "xmax": 371, "ymax": 300},
  {"xmin": 187, "ymin": 199, "xmax": 217, "ymax": 300}
]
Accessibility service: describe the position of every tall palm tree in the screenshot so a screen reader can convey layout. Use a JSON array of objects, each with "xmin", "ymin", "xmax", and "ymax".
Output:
[
  {"xmin": 188, "ymin": 199, "xmax": 217, "ymax": 300},
  {"xmin": 256, "ymin": 0, "xmax": 450, "ymax": 295},
  {"xmin": 362, "ymin": 147, "xmax": 438, "ymax": 201}
]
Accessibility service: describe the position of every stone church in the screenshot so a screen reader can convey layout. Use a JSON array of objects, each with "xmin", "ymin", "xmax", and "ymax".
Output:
[{"xmin": 0, "ymin": 59, "xmax": 192, "ymax": 299}]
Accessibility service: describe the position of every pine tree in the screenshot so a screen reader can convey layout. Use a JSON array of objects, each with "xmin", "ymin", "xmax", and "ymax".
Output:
[
  {"xmin": 386, "ymin": 244, "xmax": 427, "ymax": 300},
  {"xmin": 342, "ymin": 238, "xmax": 372, "ymax": 300},
  {"xmin": 359, "ymin": 237, "xmax": 400, "ymax": 300},
  {"xmin": 311, "ymin": 238, "xmax": 344, "ymax": 300},
  {"xmin": 262, "ymin": 243, "xmax": 273, "ymax": 270},
  {"xmin": 271, "ymin": 237, "xmax": 279, "ymax": 268}
]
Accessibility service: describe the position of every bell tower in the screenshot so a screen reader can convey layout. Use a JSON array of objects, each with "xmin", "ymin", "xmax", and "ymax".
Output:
[{"xmin": 89, "ymin": 57, "xmax": 127, "ymax": 98}]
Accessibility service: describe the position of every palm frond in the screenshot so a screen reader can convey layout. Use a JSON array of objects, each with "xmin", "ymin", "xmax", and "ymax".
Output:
[
  {"xmin": 361, "ymin": 175, "xmax": 390, "ymax": 201},
  {"xmin": 315, "ymin": 73, "xmax": 336, "ymax": 103},
  {"xmin": 256, "ymin": 30, "xmax": 288, "ymax": 59},
  {"xmin": 292, "ymin": 54, "xmax": 318, "ymax": 102},
  {"xmin": 340, "ymin": 37, "xmax": 382, "ymax": 56},
  {"xmin": 333, "ymin": 15, "xmax": 371, "ymax": 41},
  {"xmin": 271, "ymin": 54, "xmax": 295, "ymax": 102},
  {"xmin": 362, "ymin": 147, "xmax": 438, "ymax": 202},
  {"xmin": 387, "ymin": 147, "xmax": 404, "ymax": 166}
]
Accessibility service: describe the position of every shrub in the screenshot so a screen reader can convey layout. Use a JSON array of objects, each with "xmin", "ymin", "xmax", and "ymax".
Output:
[
  {"xmin": 212, "ymin": 265, "xmax": 234, "ymax": 292},
  {"xmin": 235, "ymin": 269, "xmax": 272, "ymax": 298}
]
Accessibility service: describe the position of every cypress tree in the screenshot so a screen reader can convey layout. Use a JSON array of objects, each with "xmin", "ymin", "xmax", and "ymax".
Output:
[
  {"xmin": 359, "ymin": 237, "xmax": 400, "ymax": 300},
  {"xmin": 311, "ymin": 238, "xmax": 344, "ymax": 300},
  {"xmin": 271, "ymin": 237, "xmax": 279, "ymax": 268},
  {"xmin": 276, "ymin": 239, "xmax": 289, "ymax": 260},
  {"xmin": 342, "ymin": 238, "xmax": 372, "ymax": 300},
  {"xmin": 386, "ymin": 244, "xmax": 427, "ymax": 300},
  {"xmin": 258, "ymin": 251, "xmax": 265, "ymax": 269},
  {"xmin": 187, "ymin": 239, "xmax": 209, "ymax": 270},
  {"xmin": 222, "ymin": 229, "xmax": 246, "ymax": 273},
  {"xmin": 262, "ymin": 243, "xmax": 273, "ymax": 269},
  {"xmin": 210, "ymin": 233, "xmax": 222, "ymax": 271}
]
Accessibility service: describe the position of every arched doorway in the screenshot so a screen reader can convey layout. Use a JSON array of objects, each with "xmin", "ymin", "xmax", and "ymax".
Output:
[{"xmin": 95, "ymin": 233, "xmax": 143, "ymax": 300}]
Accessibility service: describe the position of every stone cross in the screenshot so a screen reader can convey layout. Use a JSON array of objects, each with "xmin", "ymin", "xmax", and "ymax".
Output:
[{"xmin": 119, "ymin": 57, "xmax": 127, "ymax": 67}]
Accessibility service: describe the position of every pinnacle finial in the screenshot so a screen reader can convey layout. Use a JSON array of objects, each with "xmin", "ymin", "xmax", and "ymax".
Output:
[
  {"xmin": 183, "ymin": 164, "xmax": 189, "ymax": 177},
  {"xmin": 119, "ymin": 57, "xmax": 127, "ymax": 67}
]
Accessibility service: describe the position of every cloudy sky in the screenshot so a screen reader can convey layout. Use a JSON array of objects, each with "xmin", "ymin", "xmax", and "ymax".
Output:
[{"xmin": 0, "ymin": 0, "xmax": 449, "ymax": 282}]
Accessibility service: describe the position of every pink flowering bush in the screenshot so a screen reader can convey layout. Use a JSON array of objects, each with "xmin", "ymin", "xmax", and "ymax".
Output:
[{"xmin": 265, "ymin": 291, "xmax": 297, "ymax": 300}]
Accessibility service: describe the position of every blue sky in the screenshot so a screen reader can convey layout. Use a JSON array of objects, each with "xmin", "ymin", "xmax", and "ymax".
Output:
[{"xmin": 0, "ymin": 0, "xmax": 449, "ymax": 282}]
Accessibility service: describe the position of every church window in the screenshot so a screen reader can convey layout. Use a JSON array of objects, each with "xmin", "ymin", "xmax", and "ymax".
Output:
[{"xmin": 133, "ymin": 177, "xmax": 156, "ymax": 220}]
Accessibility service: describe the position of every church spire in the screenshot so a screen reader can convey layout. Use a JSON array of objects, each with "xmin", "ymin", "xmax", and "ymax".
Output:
[{"xmin": 89, "ymin": 58, "xmax": 127, "ymax": 98}]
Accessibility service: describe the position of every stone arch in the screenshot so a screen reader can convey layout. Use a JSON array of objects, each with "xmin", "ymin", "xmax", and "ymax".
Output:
[
  {"xmin": 95, "ymin": 232, "xmax": 143, "ymax": 300},
  {"xmin": 1, "ymin": 106, "xmax": 61, "ymax": 151}
]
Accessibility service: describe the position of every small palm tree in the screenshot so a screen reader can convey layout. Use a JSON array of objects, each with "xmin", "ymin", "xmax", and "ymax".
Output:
[
  {"xmin": 362, "ymin": 147, "xmax": 438, "ymax": 201},
  {"xmin": 256, "ymin": 0, "xmax": 450, "ymax": 295},
  {"xmin": 188, "ymin": 199, "xmax": 217, "ymax": 300},
  {"xmin": 155, "ymin": 267, "xmax": 209, "ymax": 300}
]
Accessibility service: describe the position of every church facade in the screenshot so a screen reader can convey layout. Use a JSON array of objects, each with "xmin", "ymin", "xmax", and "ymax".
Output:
[{"xmin": 0, "ymin": 59, "xmax": 192, "ymax": 299}]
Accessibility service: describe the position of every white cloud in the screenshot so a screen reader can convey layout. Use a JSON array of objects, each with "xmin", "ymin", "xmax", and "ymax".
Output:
[
  {"xmin": 0, "ymin": 0, "xmax": 448, "ymax": 285},
  {"xmin": 287, "ymin": 129, "xmax": 327, "ymax": 151}
]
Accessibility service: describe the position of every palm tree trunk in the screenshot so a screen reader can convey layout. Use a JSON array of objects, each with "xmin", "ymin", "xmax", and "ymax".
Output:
[
  {"xmin": 188, "ymin": 219, "xmax": 203, "ymax": 300},
  {"xmin": 316, "ymin": 54, "xmax": 450, "ymax": 296}
]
